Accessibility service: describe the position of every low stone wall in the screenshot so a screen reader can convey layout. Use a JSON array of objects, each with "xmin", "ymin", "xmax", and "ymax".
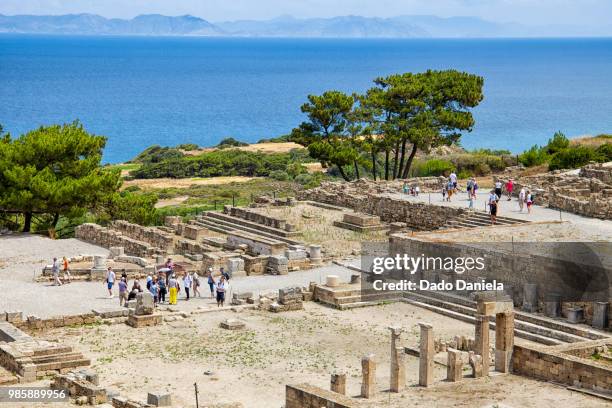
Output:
[
  {"xmin": 3, "ymin": 311, "xmax": 98, "ymax": 331},
  {"xmin": 75, "ymin": 223, "xmax": 158, "ymax": 258},
  {"xmin": 228, "ymin": 206, "xmax": 294, "ymax": 231},
  {"xmin": 388, "ymin": 235, "xmax": 611, "ymax": 322},
  {"xmin": 226, "ymin": 233, "xmax": 286, "ymax": 256},
  {"xmin": 580, "ymin": 162, "xmax": 612, "ymax": 184},
  {"xmin": 285, "ymin": 384, "xmax": 358, "ymax": 408},
  {"xmin": 300, "ymin": 180, "xmax": 464, "ymax": 230},
  {"xmin": 512, "ymin": 340, "xmax": 612, "ymax": 392},
  {"xmin": 111, "ymin": 220, "xmax": 175, "ymax": 251}
]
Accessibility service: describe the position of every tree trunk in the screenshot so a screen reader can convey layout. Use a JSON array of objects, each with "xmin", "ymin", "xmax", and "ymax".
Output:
[
  {"xmin": 23, "ymin": 212, "xmax": 32, "ymax": 233},
  {"xmin": 353, "ymin": 160, "xmax": 360, "ymax": 180},
  {"xmin": 384, "ymin": 150, "xmax": 390, "ymax": 181},
  {"xmin": 52, "ymin": 213, "xmax": 60, "ymax": 228},
  {"xmin": 401, "ymin": 143, "xmax": 419, "ymax": 179},
  {"xmin": 397, "ymin": 138, "xmax": 407, "ymax": 179},
  {"xmin": 392, "ymin": 141, "xmax": 400, "ymax": 179},
  {"xmin": 337, "ymin": 165, "xmax": 350, "ymax": 181},
  {"xmin": 371, "ymin": 151, "xmax": 377, "ymax": 180}
]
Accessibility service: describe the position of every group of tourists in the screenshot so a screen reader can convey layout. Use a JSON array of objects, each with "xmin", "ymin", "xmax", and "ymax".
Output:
[
  {"xmin": 50, "ymin": 256, "xmax": 72, "ymax": 286},
  {"xmin": 105, "ymin": 258, "xmax": 231, "ymax": 308},
  {"xmin": 487, "ymin": 179, "xmax": 534, "ymax": 224},
  {"xmin": 402, "ymin": 182, "xmax": 420, "ymax": 197}
]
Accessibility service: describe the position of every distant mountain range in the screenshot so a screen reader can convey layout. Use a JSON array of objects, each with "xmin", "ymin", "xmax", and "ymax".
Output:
[{"xmin": 0, "ymin": 13, "xmax": 609, "ymax": 38}]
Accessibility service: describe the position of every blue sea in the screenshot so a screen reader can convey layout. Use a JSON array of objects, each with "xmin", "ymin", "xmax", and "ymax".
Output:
[{"xmin": 1, "ymin": 35, "xmax": 611, "ymax": 163}]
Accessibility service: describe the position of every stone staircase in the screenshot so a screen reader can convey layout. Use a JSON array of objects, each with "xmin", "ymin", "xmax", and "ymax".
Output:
[
  {"xmin": 443, "ymin": 210, "xmax": 528, "ymax": 229},
  {"xmin": 196, "ymin": 212, "xmax": 303, "ymax": 246}
]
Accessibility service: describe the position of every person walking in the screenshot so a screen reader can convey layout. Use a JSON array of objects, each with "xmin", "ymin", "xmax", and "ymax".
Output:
[
  {"xmin": 105, "ymin": 267, "xmax": 116, "ymax": 298},
  {"xmin": 118, "ymin": 277, "xmax": 128, "ymax": 306},
  {"xmin": 472, "ymin": 180, "xmax": 479, "ymax": 199},
  {"xmin": 505, "ymin": 179, "xmax": 514, "ymax": 201},
  {"xmin": 128, "ymin": 280, "xmax": 142, "ymax": 301},
  {"xmin": 149, "ymin": 277, "xmax": 159, "ymax": 305},
  {"xmin": 402, "ymin": 182, "xmax": 409, "ymax": 195},
  {"xmin": 488, "ymin": 190, "xmax": 499, "ymax": 225},
  {"xmin": 446, "ymin": 179, "xmax": 454, "ymax": 202},
  {"xmin": 193, "ymin": 271, "xmax": 201, "ymax": 298},
  {"xmin": 494, "ymin": 180, "xmax": 503, "ymax": 200},
  {"xmin": 216, "ymin": 275, "xmax": 227, "ymax": 307},
  {"xmin": 518, "ymin": 187, "xmax": 526, "ymax": 212},
  {"xmin": 526, "ymin": 190, "xmax": 534, "ymax": 214},
  {"xmin": 51, "ymin": 257, "xmax": 63, "ymax": 286},
  {"xmin": 183, "ymin": 272, "xmax": 192, "ymax": 301},
  {"xmin": 168, "ymin": 274, "xmax": 179, "ymax": 305},
  {"xmin": 157, "ymin": 273, "xmax": 167, "ymax": 304},
  {"xmin": 449, "ymin": 171, "xmax": 458, "ymax": 191},
  {"xmin": 466, "ymin": 177, "xmax": 474, "ymax": 199},
  {"xmin": 207, "ymin": 269, "xmax": 215, "ymax": 299},
  {"xmin": 62, "ymin": 256, "xmax": 71, "ymax": 284},
  {"xmin": 414, "ymin": 185, "xmax": 420, "ymax": 197}
]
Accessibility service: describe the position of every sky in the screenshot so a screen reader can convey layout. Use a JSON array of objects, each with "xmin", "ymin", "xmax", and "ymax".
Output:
[{"xmin": 1, "ymin": 0, "xmax": 611, "ymax": 26}]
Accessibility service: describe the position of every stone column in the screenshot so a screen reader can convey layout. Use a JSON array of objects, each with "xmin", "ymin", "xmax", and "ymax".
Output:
[
  {"xmin": 544, "ymin": 293, "xmax": 561, "ymax": 318},
  {"xmin": 419, "ymin": 323, "xmax": 434, "ymax": 387},
  {"xmin": 474, "ymin": 314, "xmax": 490, "ymax": 376},
  {"xmin": 522, "ymin": 283, "xmax": 538, "ymax": 312},
  {"xmin": 309, "ymin": 245, "xmax": 322, "ymax": 264},
  {"xmin": 361, "ymin": 354, "xmax": 376, "ymax": 398},
  {"xmin": 494, "ymin": 311, "xmax": 515, "ymax": 373},
  {"xmin": 330, "ymin": 373, "xmax": 346, "ymax": 395},
  {"xmin": 93, "ymin": 255, "xmax": 106, "ymax": 269},
  {"xmin": 446, "ymin": 348, "xmax": 463, "ymax": 382},
  {"xmin": 389, "ymin": 326, "xmax": 405, "ymax": 393},
  {"xmin": 593, "ymin": 302, "xmax": 609, "ymax": 329}
]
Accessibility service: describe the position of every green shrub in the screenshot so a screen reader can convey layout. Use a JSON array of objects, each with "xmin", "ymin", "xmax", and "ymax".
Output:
[
  {"xmin": 413, "ymin": 159, "xmax": 455, "ymax": 177},
  {"xmin": 549, "ymin": 146, "xmax": 599, "ymax": 170},
  {"xmin": 176, "ymin": 143, "xmax": 199, "ymax": 150},
  {"xmin": 131, "ymin": 145, "xmax": 184, "ymax": 164},
  {"xmin": 216, "ymin": 137, "xmax": 248, "ymax": 148},
  {"xmin": 457, "ymin": 170, "xmax": 472, "ymax": 179},
  {"xmin": 294, "ymin": 173, "xmax": 312, "ymax": 185},
  {"xmin": 595, "ymin": 143, "xmax": 612, "ymax": 161},
  {"xmin": 286, "ymin": 162, "xmax": 308, "ymax": 179},
  {"xmin": 269, "ymin": 170, "xmax": 290, "ymax": 181},
  {"xmin": 545, "ymin": 131, "xmax": 570, "ymax": 154},
  {"xmin": 131, "ymin": 149, "xmax": 299, "ymax": 179},
  {"xmin": 518, "ymin": 145, "xmax": 549, "ymax": 167}
]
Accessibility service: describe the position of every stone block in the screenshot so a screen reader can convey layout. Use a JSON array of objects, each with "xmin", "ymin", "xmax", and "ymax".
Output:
[
  {"xmin": 126, "ymin": 314, "xmax": 161, "ymax": 328},
  {"xmin": 325, "ymin": 275, "xmax": 340, "ymax": 287},
  {"xmin": 360, "ymin": 354, "xmax": 376, "ymax": 399},
  {"xmin": 330, "ymin": 373, "xmax": 346, "ymax": 395},
  {"xmin": 109, "ymin": 247, "xmax": 125, "ymax": 258},
  {"xmin": 147, "ymin": 392, "xmax": 171, "ymax": 407},
  {"xmin": 419, "ymin": 322, "xmax": 434, "ymax": 387},
  {"xmin": 447, "ymin": 348, "xmax": 463, "ymax": 382},
  {"xmin": 135, "ymin": 292, "xmax": 154, "ymax": 316},
  {"xmin": 219, "ymin": 319, "xmax": 246, "ymax": 330}
]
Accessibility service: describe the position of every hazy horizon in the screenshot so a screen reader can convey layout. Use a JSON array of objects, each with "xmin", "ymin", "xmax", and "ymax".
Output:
[{"xmin": 1, "ymin": 0, "xmax": 612, "ymax": 27}]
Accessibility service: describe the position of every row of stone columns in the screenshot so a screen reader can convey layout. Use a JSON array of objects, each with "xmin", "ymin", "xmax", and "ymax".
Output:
[{"xmin": 330, "ymin": 305, "xmax": 515, "ymax": 398}]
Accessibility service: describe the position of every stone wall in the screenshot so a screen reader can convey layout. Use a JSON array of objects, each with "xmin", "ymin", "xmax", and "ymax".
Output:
[
  {"xmin": 75, "ymin": 224, "xmax": 158, "ymax": 257},
  {"xmin": 285, "ymin": 384, "xmax": 358, "ymax": 408},
  {"xmin": 512, "ymin": 340, "xmax": 612, "ymax": 392},
  {"xmin": 496, "ymin": 162, "xmax": 612, "ymax": 220},
  {"xmin": 111, "ymin": 221, "xmax": 175, "ymax": 251},
  {"xmin": 388, "ymin": 235, "xmax": 611, "ymax": 322},
  {"xmin": 300, "ymin": 179, "xmax": 464, "ymax": 230},
  {"xmin": 228, "ymin": 206, "xmax": 291, "ymax": 231}
]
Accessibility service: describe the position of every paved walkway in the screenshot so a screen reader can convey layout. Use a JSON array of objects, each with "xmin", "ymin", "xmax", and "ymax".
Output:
[
  {"xmin": 0, "ymin": 261, "xmax": 355, "ymax": 318},
  {"xmin": 386, "ymin": 190, "xmax": 612, "ymax": 235}
]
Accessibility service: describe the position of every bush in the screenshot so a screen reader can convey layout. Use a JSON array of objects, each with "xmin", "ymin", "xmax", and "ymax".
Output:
[
  {"xmin": 286, "ymin": 162, "xmax": 308, "ymax": 179},
  {"xmin": 294, "ymin": 173, "xmax": 312, "ymax": 185},
  {"xmin": 595, "ymin": 143, "xmax": 612, "ymax": 161},
  {"xmin": 545, "ymin": 131, "xmax": 570, "ymax": 155},
  {"xmin": 216, "ymin": 137, "xmax": 248, "ymax": 148},
  {"xmin": 549, "ymin": 146, "xmax": 599, "ymax": 170},
  {"xmin": 131, "ymin": 149, "xmax": 299, "ymax": 179},
  {"xmin": 413, "ymin": 159, "xmax": 455, "ymax": 177},
  {"xmin": 131, "ymin": 145, "xmax": 184, "ymax": 164},
  {"xmin": 176, "ymin": 143, "xmax": 199, "ymax": 150},
  {"xmin": 518, "ymin": 145, "xmax": 549, "ymax": 167},
  {"xmin": 269, "ymin": 170, "xmax": 290, "ymax": 181}
]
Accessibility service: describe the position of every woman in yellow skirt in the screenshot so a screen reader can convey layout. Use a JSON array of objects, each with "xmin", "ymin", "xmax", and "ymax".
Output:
[{"xmin": 168, "ymin": 274, "xmax": 178, "ymax": 305}]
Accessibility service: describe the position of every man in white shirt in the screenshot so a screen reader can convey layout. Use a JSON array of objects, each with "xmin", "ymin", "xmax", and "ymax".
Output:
[
  {"xmin": 105, "ymin": 267, "xmax": 116, "ymax": 298},
  {"xmin": 518, "ymin": 188, "xmax": 526, "ymax": 212},
  {"xmin": 449, "ymin": 172, "xmax": 458, "ymax": 190}
]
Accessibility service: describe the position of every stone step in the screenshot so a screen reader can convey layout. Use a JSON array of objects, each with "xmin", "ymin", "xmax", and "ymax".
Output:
[
  {"xmin": 195, "ymin": 216, "xmax": 286, "ymax": 247},
  {"xmin": 401, "ymin": 298, "xmax": 563, "ymax": 346},
  {"xmin": 31, "ymin": 352, "xmax": 83, "ymax": 364},
  {"xmin": 35, "ymin": 358, "xmax": 90, "ymax": 372},
  {"xmin": 210, "ymin": 211, "xmax": 302, "ymax": 238},
  {"xmin": 33, "ymin": 346, "xmax": 73, "ymax": 357},
  {"xmin": 200, "ymin": 213, "xmax": 302, "ymax": 245},
  {"xmin": 335, "ymin": 292, "xmax": 400, "ymax": 305},
  {"xmin": 338, "ymin": 298, "xmax": 401, "ymax": 310},
  {"xmin": 404, "ymin": 292, "xmax": 587, "ymax": 344}
]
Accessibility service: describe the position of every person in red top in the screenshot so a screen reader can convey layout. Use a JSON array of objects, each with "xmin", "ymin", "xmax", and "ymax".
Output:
[{"xmin": 505, "ymin": 179, "xmax": 514, "ymax": 201}]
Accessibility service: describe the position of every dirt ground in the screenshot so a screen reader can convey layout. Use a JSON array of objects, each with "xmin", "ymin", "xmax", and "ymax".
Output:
[
  {"xmin": 17, "ymin": 301, "xmax": 605, "ymax": 408},
  {"xmin": 250, "ymin": 203, "xmax": 388, "ymax": 258},
  {"xmin": 122, "ymin": 176, "xmax": 259, "ymax": 190},
  {"xmin": 181, "ymin": 142, "xmax": 304, "ymax": 156}
]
